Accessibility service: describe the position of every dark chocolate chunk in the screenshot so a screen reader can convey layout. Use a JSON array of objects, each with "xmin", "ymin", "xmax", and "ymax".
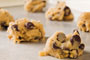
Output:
[
  {"xmin": 3, "ymin": 25, "xmax": 8, "ymax": 29},
  {"xmin": 76, "ymin": 49, "xmax": 78, "ymax": 54},
  {"xmin": 73, "ymin": 29, "xmax": 79, "ymax": 34},
  {"xmin": 0, "ymin": 22, "xmax": 8, "ymax": 29},
  {"xmin": 42, "ymin": 0, "xmax": 46, "ymax": 3},
  {"xmin": 25, "ymin": 22, "xmax": 35, "ymax": 29},
  {"xmin": 11, "ymin": 24, "xmax": 19, "ymax": 31},
  {"xmin": 34, "ymin": 36, "xmax": 40, "ymax": 40},
  {"xmin": 1, "ymin": 22, "xmax": 6, "ymax": 26},
  {"xmin": 57, "ymin": 33, "xmax": 66, "ymax": 42},
  {"xmin": 86, "ymin": 30, "xmax": 89, "ymax": 32},
  {"xmin": 18, "ymin": 36, "xmax": 22, "ymax": 40},
  {"xmin": 53, "ymin": 42, "xmax": 60, "ymax": 49},
  {"xmin": 82, "ymin": 24, "xmax": 86, "ymax": 27},
  {"xmin": 64, "ymin": 48, "xmax": 70, "ymax": 50},
  {"xmin": 73, "ymin": 35, "xmax": 81, "ymax": 43},
  {"xmin": 61, "ymin": 40, "xmax": 66, "ymax": 43},
  {"xmin": 70, "ymin": 38, "xmax": 74, "ymax": 45},
  {"xmin": 79, "ymin": 43, "xmax": 85, "ymax": 50},
  {"xmin": 70, "ymin": 35, "xmax": 81, "ymax": 45},
  {"xmin": 64, "ymin": 6, "xmax": 71, "ymax": 16}
]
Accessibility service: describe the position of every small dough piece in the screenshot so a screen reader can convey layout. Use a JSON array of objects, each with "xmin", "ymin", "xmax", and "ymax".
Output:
[
  {"xmin": 45, "ymin": 2, "xmax": 74, "ymax": 21},
  {"xmin": 7, "ymin": 18, "xmax": 45, "ymax": 43},
  {"xmin": 24, "ymin": 0, "xmax": 46, "ymax": 12},
  {"xmin": 39, "ymin": 30, "xmax": 85, "ymax": 59},
  {"xmin": 77, "ymin": 12, "xmax": 90, "ymax": 32},
  {"xmin": 0, "ymin": 8, "xmax": 14, "ymax": 30}
]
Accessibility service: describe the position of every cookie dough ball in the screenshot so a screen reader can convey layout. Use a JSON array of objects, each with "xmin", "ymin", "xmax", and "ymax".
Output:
[
  {"xmin": 7, "ymin": 18, "xmax": 45, "ymax": 43},
  {"xmin": 77, "ymin": 12, "xmax": 90, "ymax": 32},
  {"xmin": 45, "ymin": 2, "xmax": 74, "ymax": 21},
  {"xmin": 0, "ymin": 8, "xmax": 14, "ymax": 30},
  {"xmin": 39, "ymin": 30, "xmax": 85, "ymax": 59},
  {"xmin": 24, "ymin": 0, "xmax": 46, "ymax": 12}
]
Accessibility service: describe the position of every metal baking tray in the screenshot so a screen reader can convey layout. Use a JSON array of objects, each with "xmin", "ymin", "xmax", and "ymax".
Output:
[{"xmin": 0, "ymin": 5, "xmax": 90, "ymax": 60}]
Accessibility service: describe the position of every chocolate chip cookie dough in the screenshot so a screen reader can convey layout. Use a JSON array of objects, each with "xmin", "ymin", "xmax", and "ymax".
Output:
[
  {"xmin": 45, "ymin": 2, "xmax": 74, "ymax": 21},
  {"xmin": 7, "ymin": 18, "xmax": 45, "ymax": 43},
  {"xmin": 0, "ymin": 8, "xmax": 14, "ymax": 30},
  {"xmin": 39, "ymin": 30, "xmax": 85, "ymax": 59},
  {"xmin": 24, "ymin": 0, "xmax": 46, "ymax": 12},
  {"xmin": 77, "ymin": 12, "xmax": 90, "ymax": 32}
]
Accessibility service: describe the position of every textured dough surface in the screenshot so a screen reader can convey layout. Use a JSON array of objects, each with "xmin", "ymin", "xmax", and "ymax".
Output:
[
  {"xmin": 7, "ymin": 18, "xmax": 45, "ymax": 43},
  {"xmin": 0, "ymin": 8, "xmax": 14, "ymax": 30},
  {"xmin": 77, "ymin": 12, "xmax": 90, "ymax": 32},
  {"xmin": 24, "ymin": 0, "xmax": 46, "ymax": 12},
  {"xmin": 45, "ymin": 2, "xmax": 74, "ymax": 21},
  {"xmin": 39, "ymin": 30, "xmax": 85, "ymax": 59}
]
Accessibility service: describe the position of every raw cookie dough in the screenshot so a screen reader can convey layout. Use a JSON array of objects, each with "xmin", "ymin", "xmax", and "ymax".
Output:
[
  {"xmin": 77, "ymin": 12, "xmax": 90, "ymax": 32},
  {"xmin": 39, "ymin": 30, "xmax": 85, "ymax": 59},
  {"xmin": 0, "ymin": 8, "xmax": 14, "ymax": 30},
  {"xmin": 24, "ymin": 0, "xmax": 46, "ymax": 12},
  {"xmin": 7, "ymin": 18, "xmax": 45, "ymax": 43},
  {"xmin": 45, "ymin": 2, "xmax": 74, "ymax": 21}
]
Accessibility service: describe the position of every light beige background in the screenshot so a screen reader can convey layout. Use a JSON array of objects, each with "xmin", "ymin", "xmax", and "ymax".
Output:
[{"xmin": 0, "ymin": 5, "xmax": 90, "ymax": 60}]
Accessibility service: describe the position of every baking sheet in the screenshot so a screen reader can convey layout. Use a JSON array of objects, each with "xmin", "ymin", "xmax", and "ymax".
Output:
[{"xmin": 0, "ymin": 6, "xmax": 90, "ymax": 60}]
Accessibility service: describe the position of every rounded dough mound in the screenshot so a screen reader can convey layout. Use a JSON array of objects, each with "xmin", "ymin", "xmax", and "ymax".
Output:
[
  {"xmin": 39, "ymin": 30, "xmax": 85, "ymax": 59},
  {"xmin": 24, "ymin": 0, "xmax": 46, "ymax": 12},
  {"xmin": 45, "ymin": 2, "xmax": 74, "ymax": 21},
  {"xmin": 7, "ymin": 18, "xmax": 45, "ymax": 43},
  {"xmin": 0, "ymin": 8, "xmax": 14, "ymax": 30},
  {"xmin": 77, "ymin": 12, "xmax": 90, "ymax": 32}
]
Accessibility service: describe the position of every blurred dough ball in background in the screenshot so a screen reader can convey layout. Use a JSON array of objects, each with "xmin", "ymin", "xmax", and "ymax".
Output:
[{"xmin": 0, "ymin": 0, "xmax": 90, "ymax": 12}]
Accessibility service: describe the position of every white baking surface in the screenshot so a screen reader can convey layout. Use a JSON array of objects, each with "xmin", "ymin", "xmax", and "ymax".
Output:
[{"xmin": 0, "ymin": 5, "xmax": 90, "ymax": 60}]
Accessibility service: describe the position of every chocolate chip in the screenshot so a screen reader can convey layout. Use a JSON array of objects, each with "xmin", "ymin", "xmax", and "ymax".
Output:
[
  {"xmin": 73, "ymin": 29, "xmax": 79, "ymax": 34},
  {"xmin": 11, "ymin": 24, "xmax": 19, "ymax": 31},
  {"xmin": 70, "ymin": 35, "xmax": 81, "ymax": 45},
  {"xmin": 25, "ymin": 22, "xmax": 35, "ymax": 29},
  {"xmin": 79, "ymin": 44, "xmax": 85, "ymax": 50},
  {"xmin": 0, "ymin": 22, "xmax": 8, "ymax": 30},
  {"xmin": 1, "ymin": 22, "xmax": 6, "ymax": 26},
  {"xmin": 82, "ymin": 24, "xmax": 86, "ymax": 27},
  {"xmin": 42, "ymin": 0, "xmax": 46, "ymax": 3},
  {"xmin": 61, "ymin": 40, "xmax": 66, "ymax": 43},
  {"xmin": 53, "ymin": 42, "xmax": 60, "ymax": 49},
  {"xmin": 86, "ymin": 30, "xmax": 89, "ymax": 32},
  {"xmin": 70, "ymin": 38, "xmax": 74, "ymax": 45},
  {"xmin": 76, "ymin": 49, "xmax": 78, "ymax": 54},
  {"xmin": 57, "ymin": 33, "xmax": 66, "ymax": 42},
  {"xmin": 34, "ymin": 36, "xmax": 40, "ymax": 40},
  {"xmin": 73, "ymin": 35, "xmax": 81, "ymax": 42},
  {"xmin": 64, "ymin": 48, "xmax": 70, "ymax": 50},
  {"xmin": 64, "ymin": 6, "xmax": 71, "ymax": 16},
  {"xmin": 18, "ymin": 36, "xmax": 22, "ymax": 40},
  {"xmin": 3, "ymin": 25, "xmax": 8, "ymax": 29}
]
